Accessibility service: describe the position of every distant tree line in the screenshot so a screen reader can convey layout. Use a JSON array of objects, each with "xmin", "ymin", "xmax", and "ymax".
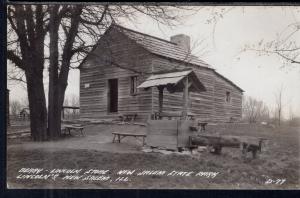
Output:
[
  {"xmin": 9, "ymin": 94, "xmax": 79, "ymax": 115},
  {"xmin": 242, "ymin": 93, "xmax": 300, "ymax": 127},
  {"xmin": 242, "ymin": 96, "xmax": 270, "ymax": 123}
]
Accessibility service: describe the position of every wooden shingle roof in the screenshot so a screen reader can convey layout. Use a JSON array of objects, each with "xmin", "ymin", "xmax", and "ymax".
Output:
[
  {"xmin": 79, "ymin": 24, "xmax": 243, "ymax": 93},
  {"xmin": 137, "ymin": 69, "xmax": 206, "ymax": 93},
  {"xmin": 112, "ymin": 24, "xmax": 212, "ymax": 69}
]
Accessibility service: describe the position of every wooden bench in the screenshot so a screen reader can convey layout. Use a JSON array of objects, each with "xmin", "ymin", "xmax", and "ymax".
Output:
[
  {"xmin": 153, "ymin": 112, "xmax": 195, "ymax": 120},
  {"xmin": 63, "ymin": 124, "xmax": 85, "ymax": 136},
  {"xmin": 112, "ymin": 132, "xmax": 146, "ymax": 146},
  {"xmin": 198, "ymin": 122, "xmax": 208, "ymax": 132},
  {"xmin": 185, "ymin": 113, "xmax": 195, "ymax": 120},
  {"xmin": 189, "ymin": 122, "xmax": 208, "ymax": 132},
  {"xmin": 119, "ymin": 113, "xmax": 138, "ymax": 122}
]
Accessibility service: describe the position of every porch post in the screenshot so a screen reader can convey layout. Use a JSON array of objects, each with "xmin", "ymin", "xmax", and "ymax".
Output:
[
  {"xmin": 182, "ymin": 76, "xmax": 189, "ymax": 118},
  {"xmin": 158, "ymin": 86, "xmax": 164, "ymax": 114}
]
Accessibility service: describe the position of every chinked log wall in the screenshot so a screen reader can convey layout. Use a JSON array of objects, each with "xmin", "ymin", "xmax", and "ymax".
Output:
[
  {"xmin": 150, "ymin": 56, "xmax": 242, "ymax": 122},
  {"xmin": 80, "ymin": 28, "xmax": 153, "ymax": 120},
  {"xmin": 213, "ymin": 74, "xmax": 242, "ymax": 122}
]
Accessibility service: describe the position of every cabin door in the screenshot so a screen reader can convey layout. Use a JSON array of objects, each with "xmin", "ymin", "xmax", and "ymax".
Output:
[{"xmin": 108, "ymin": 79, "xmax": 118, "ymax": 113}]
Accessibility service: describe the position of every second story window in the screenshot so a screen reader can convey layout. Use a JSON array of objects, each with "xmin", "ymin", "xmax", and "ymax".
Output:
[
  {"xmin": 130, "ymin": 76, "xmax": 138, "ymax": 95},
  {"xmin": 226, "ymin": 91, "xmax": 231, "ymax": 103}
]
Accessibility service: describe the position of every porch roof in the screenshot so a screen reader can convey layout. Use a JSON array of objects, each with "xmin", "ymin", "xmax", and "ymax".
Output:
[{"xmin": 137, "ymin": 69, "xmax": 206, "ymax": 93}]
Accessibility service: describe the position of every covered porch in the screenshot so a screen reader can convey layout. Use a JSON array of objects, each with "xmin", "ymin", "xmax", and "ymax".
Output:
[{"xmin": 138, "ymin": 69, "xmax": 206, "ymax": 120}]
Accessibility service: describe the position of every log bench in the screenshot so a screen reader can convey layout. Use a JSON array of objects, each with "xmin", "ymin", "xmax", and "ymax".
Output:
[
  {"xmin": 189, "ymin": 135, "xmax": 266, "ymax": 159},
  {"xmin": 112, "ymin": 132, "xmax": 146, "ymax": 146},
  {"xmin": 63, "ymin": 124, "xmax": 85, "ymax": 136}
]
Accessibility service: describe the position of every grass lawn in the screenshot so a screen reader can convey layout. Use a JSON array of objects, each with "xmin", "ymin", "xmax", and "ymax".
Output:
[{"xmin": 6, "ymin": 123, "xmax": 300, "ymax": 189}]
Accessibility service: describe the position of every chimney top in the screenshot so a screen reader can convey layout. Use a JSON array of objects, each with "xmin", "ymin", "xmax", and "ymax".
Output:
[{"xmin": 170, "ymin": 34, "xmax": 191, "ymax": 53}]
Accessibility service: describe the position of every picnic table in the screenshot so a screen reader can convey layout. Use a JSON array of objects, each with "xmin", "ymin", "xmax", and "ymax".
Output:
[
  {"xmin": 154, "ymin": 112, "xmax": 195, "ymax": 120},
  {"xmin": 112, "ymin": 132, "xmax": 146, "ymax": 146},
  {"xmin": 63, "ymin": 124, "xmax": 85, "ymax": 136},
  {"xmin": 119, "ymin": 113, "xmax": 138, "ymax": 122},
  {"xmin": 198, "ymin": 122, "xmax": 208, "ymax": 132}
]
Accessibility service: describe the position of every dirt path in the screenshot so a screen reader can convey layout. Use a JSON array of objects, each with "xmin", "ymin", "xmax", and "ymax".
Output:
[{"xmin": 8, "ymin": 124, "xmax": 147, "ymax": 154}]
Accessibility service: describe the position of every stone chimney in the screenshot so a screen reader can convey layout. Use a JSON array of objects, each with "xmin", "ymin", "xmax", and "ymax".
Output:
[{"xmin": 170, "ymin": 34, "xmax": 191, "ymax": 52}]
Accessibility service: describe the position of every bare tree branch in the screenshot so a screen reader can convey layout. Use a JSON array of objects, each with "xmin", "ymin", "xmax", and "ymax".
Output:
[
  {"xmin": 244, "ymin": 48, "xmax": 300, "ymax": 65},
  {"xmin": 7, "ymin": 50, "xmax": 25, "ymax": 69}
]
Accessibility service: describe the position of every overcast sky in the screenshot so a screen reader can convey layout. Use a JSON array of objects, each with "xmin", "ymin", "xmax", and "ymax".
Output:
[{"xmin": 7, "ymin": 6, "xmax": 300, "ymax": 118}]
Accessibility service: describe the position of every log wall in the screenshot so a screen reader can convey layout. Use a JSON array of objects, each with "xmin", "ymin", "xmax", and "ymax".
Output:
[
  {"xmin": 80, "ymin": 28, "xmax": 153, "ymax": 120},
  {"xmin": 213, "ymin": 73, "xmax": 243, "ymax": 122},
  {"xmin": 80, "ymin": 28, "xmax": 243, "ymax": 123},
  {"xmin": 149, "ymin": 56, "xmax": 243, "ymax": 122}
]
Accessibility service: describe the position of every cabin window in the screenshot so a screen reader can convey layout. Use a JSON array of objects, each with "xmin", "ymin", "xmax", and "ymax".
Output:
[
  {"xmin": 225, "ymin": 91, "xmax": 231, "ymax": 103},
  {"xmin": 102, "ymin": 53, "xmax": 111, "ymax": 64},
  {"xmin": 130, "ymin": 76, "xmax": 138, "ymax": 95}
]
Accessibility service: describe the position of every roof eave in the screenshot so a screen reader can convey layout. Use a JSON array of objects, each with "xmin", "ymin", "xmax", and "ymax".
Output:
[
  {"xmin": 151, "ymin": 53, "xmax": 214, "ymax": 71},
  {"xmin": 77, "ymin": 24, "xmax": 115, "ymax": 70},
  {"xmin": 213, "ymin": 71, "xmax": 244, "ymax": 93}
]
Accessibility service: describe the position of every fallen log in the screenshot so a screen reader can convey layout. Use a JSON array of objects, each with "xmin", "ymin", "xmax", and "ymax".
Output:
[{"xmin": 189, "ymin": 134, "xmax": 266, "ymax": 158}]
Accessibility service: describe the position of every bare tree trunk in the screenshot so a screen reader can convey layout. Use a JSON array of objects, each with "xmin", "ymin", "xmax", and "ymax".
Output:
[
  {"xmin": 48, "ymin": 5, "xmax": 62, "ymax": 139},
  {"xmin": 50, "ymin": 6, "xmax": 83, "ymax": 138},
  {"xmin": 48, "ymin": 83, "xmax": 62, "ymax": 139},
  {"xmin": 47, "ymin": 5, "xmax": 82, "ymax": 139},
  {"xmin": 48, "ymin": 84, "xmax": 66, "ymax": 139},
  {"xmin": 275, "ymin": 86, "xmax": 283, "ymax": 126},
  {"xmin": 25, "ymin": 68, "xmax": 48, "ymax": 141},
  {"xmin": 278, "ymin": 109, "xmax": 281, "ymax": 126}
]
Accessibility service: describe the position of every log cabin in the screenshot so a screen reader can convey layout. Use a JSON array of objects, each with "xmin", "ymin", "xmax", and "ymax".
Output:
[{"xmin": 79, "ymin": 24, "xmax": 244, "ymax": 123}]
